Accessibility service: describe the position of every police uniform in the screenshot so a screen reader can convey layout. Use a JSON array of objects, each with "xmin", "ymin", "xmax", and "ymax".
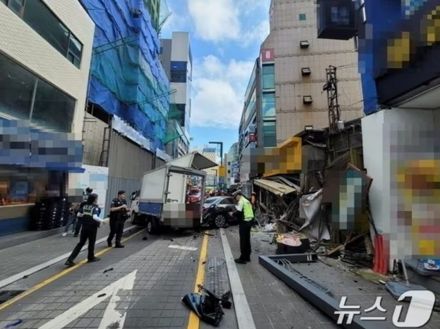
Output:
[
  {"xmin": 107, "ymin": 198, "xmax": 128, "ymax": 247},
  {"xmin": 236, "ymin": 195, "xmax": 254, "ymax": 263},
  {"xmin": 67, "ymin": 203, "xmax": 101, "ymax": 263}
]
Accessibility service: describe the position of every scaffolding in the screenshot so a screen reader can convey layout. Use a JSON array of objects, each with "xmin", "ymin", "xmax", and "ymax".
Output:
[
  {"xmin": 323, "ymin": 65, "xmax": 341, "ymax": 134},
  {"xmin": 82, "ymin": 0, "xmax": 172, "ymax": 151}
]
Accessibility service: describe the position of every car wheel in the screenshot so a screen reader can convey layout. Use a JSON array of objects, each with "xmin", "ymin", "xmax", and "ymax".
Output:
[
  {"xmin": 214, "ymin": 214, "xmax": 227, "ymax": 228},
  {"xmin": 147, "ymin": 217, "xmax": 160, "ymax": 235}
]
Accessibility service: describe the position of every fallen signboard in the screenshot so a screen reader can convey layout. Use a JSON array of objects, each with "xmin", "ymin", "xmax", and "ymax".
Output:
[{"xmin": 259, "ymin": 254, "xmax": 375, "ymax": 329}]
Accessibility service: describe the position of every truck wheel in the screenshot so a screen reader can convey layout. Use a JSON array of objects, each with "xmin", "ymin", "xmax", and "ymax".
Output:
[
  {"xmin": 147, "ymin": 217, "xmax": 160, "ymax": 235},
  {"xmin": 214, "ymin": 214, "xmax": 227, "ymax": 229}
]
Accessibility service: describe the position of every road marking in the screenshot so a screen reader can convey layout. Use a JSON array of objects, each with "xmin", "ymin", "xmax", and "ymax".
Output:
[
  {"xmin": 38, "ymin": 270, "xmax": 137, "ymax": 329},
  {"xmin": 220, "ymin": 228, "xmax": 256, "ymax": 329},
  {"xmin": 0, "ymin": 225, "xmax": 137, "ymax": 290},
  {"xmin": 168, "ymin": 245, "xmax": 198, "ymax": 251},
  {"xmin": 0, "ymin": 229, "xmax": 143, "ymax": 312},
  {"xmin": 186, "ymin": 232, "xmax": 209, "ymax": 329}
]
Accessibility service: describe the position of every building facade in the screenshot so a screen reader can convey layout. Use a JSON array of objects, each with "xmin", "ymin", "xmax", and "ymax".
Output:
[
  {"xmin": 318, "ymin": 0, "xmax": 440, "ymax": 272},
  {"xmin": 238, "ymin": 0, "xmax": 363, "ymax": 182},
  {"xmin": 356, "ymin": 0, "xmax": 440, "ymax": 270},
  {"xmin": 160, "ymin": 32, "xmax": 192, "ymax": 158},
  {"xmin": 80, "ymin": 0, "xmax": 170, "ymax": 211},
  {"xmin": 263, "ymin": 0, "xmax": 362, "ymax": 143},
  {"xmin": 0, "ymin": 0, "xmax": 94, "ymax": 234},
  {"xmin": 226, "ymin": 143, "xmax": 239, "ymax": 187},
  {"xmin": 201, "ymin": 147, "xmax": 218, "ymax": 191}
]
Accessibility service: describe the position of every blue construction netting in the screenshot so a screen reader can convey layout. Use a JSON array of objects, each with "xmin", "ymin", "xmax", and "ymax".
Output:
[{"xmin": 81, "ymin": 0, "xmax": 170, "ymax": 151}]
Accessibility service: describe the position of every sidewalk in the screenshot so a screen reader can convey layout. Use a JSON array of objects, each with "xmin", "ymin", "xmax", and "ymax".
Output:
[
  {"xmin": 224, "ymin": 228, "xmax": 335, "ymax": 329},
  {"xmin": 0, "ymin": 228, "xmax": 64, "ymax": 251},
  {"xmin": 224, "ymin": 227, "xmax": 440, "ymax": 329},
  {"xmin": 0, "ymin": 222, "xmax": 139, "ymax": 289},
  {"xmin": 0, "ymin": 231, "xmax": 204, "ymax": 329}
]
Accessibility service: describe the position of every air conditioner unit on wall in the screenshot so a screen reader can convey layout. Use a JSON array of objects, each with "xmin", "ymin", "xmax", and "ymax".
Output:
[
  {"xmin": 301, "ymin": 67, "xmax": 312, "ymax": 76},
  {"xmin": 300, "ymin": 40, "xmax": 310, "ymax": 49},
  {"xmin": 303, "ymin": 96, "xmax": 313, "ymax": 104}
]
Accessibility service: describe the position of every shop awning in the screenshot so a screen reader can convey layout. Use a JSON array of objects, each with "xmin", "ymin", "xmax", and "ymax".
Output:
[
  {"xmin": 167, "ymin": 151, "xmax": 217, "ymax": 170},
  {"xmin": 254, "ymin": 179, "xmax": 296, "ymax": 197}
]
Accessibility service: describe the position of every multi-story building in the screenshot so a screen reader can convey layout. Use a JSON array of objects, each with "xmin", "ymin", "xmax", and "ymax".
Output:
[
  {"xmin": 0, "ymin": 0, "xmax": 94, "ymax": 234},
  {"xmin": 318, "ymin": 0, "xmax": 440, "ymax": 273},
  {"xmin": 239, "ymin": 0, "xmax": 363, "ymax": 182},
  {"xmin": 160, "ymin": 32, "xmax": 192, "ymax": 158},
  {"xmin": 226, "ymin": 143, "xmax": 239, "ymax": 187},
  {"xmin": 80, "ymin": 0, "xmax": 172, "ymax": 210},
  {"xmin": 201, "ymin": 147, "xmax": 219, "ymax": 191}
]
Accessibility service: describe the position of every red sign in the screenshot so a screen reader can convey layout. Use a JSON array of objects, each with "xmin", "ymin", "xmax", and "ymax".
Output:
[{"xmin": 261, "ymin": 48, "xmax": 274, "ymax": 62}]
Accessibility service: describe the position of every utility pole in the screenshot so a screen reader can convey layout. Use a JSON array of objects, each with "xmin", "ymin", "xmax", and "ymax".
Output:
[{"xmin": 323, "ymin": 65, "xmax": 341, "ymax": 134}]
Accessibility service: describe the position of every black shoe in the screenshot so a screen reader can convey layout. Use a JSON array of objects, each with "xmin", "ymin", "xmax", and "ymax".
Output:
[
  {"xmin": 88, "ymin": 257, "xmax": 100, "ymax": 263},
  {"xmin": 73, "ymin": 234, "xmax": 78, "ymax": 237},
  {"xmin": 107, "ymin": 240, "xmax": 112, "ymax": 247},
  {"xmin": 244, "ymin": 258, "xmax": 251, "ymax": 262},
  {"xmin": 142, "ymin": 236, "xmax": 148, "ymax": 241},
  {"xmin": 65, "ymin": 260, "xmax": 75, "ymax": 267},
  {"xmin": 234, "ymin": 258, "xmax": 247, "ymax": 264},
  {"xmin": 115, "ymin": 244, "xmax": 125, "ymax": 248}
]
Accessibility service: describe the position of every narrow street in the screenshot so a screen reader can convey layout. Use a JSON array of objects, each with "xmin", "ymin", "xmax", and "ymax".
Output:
[
  {"xmin": 1, "ymin": 0, "xmax": 440, "ymax": 328},
  {"xmin": 0, "ymin": 225, "xmax": 336, "ymax": 329},
  {"xmin": 2, "ymin": 225, "xmax": 439, "ymax": 329}
]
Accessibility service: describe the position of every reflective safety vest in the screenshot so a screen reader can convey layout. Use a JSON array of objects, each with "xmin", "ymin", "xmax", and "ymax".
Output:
[
  {"xmin": 241, "ymin": 197, "xmax": 254, "ymax": 221},
  {"xmin": 82, "ymin": 204, "xmax": 94, "ymax": 217}
]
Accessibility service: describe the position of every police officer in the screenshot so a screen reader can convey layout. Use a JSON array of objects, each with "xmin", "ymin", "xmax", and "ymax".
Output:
[
  {"xmin": 233, "ymin": 191, "xmax": 254, "ymax": 264},
  {"xmin": 107, "ymin": 190, "xmax": 129, "ymax": 248},
  {"xmin": 65, "ymin": 193, "xmax": 102, "ymax": 266},
  {"xmin": 73, "ymin": 187, "xmax": 93, "ymax": 237}
]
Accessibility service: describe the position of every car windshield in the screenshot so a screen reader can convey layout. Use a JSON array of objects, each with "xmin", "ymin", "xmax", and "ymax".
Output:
[
  {"xmin": 189, "ymin": 190, "xmax": 199, "ymax": 195},
  {"xmin": 204, "ymin": 197, "xmax": 219, "ymax": 204}
]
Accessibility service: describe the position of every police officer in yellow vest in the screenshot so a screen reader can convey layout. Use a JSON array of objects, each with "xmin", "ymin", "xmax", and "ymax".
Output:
[{"xmin": 233, "ymin": 191, "xmax": 254, "ymax": 264}]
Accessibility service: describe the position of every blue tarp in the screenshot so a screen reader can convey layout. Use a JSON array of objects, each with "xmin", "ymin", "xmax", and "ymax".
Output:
[{"xmin": 81, "ymin": 0, "xmax": 170, "ymax": 151}]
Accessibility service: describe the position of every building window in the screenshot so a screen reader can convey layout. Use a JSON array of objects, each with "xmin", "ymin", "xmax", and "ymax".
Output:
[
  {"xmin": 262, "ymin": 64, "xmax": 275, "ymax": 90},
  {"xmin": 0, "ymin": 53, "xmax": 75, "ymax": 133},
  {"xmin": 262, "ymin": 92, "xmax": 276, "ymax": 118},
  {"xmin": 300, "ymin": 40, "xmax": 310, "ymax": 49},
  {"xmin": 360, "ymin": 0, "xmax": 367, "ymax": 23},
  {"xmin": 2, "ymin": 0, "xmax": 83, "ymax": 68},
  {"xmin": 301, "ymin": 67, "xmax": 311, "ymax": 76},
  {"xmin": 0, "ymin": 168, "xmax": 50, "ymax": 207},
  {"xmin": 330, "ymin": 6, "xmax": 350, "ymax": 25},
  {"xmin": 170, "ymin": 61, "xmax": 187, "ymax": 83},
  {"xmin": 67, "ymin": 34, "xmax": 83, "ymax": 68},
  {"xmin": 299, "ymin": 13, "xmax": 306, "ymax": 21},
  {"xmin": 31, "ymin": 78, "xmax": 75, "ymax": 132},
  {"xmin": 7, "ymin": 0, "xmax": 25, "ymax": 16},
  {"xmin": 263, "ymin": 121, "xmax": 276, "ymax": 147},
  {"xmin": 0, "ymin": 54, "xmax": 35, "ymax": 121}
]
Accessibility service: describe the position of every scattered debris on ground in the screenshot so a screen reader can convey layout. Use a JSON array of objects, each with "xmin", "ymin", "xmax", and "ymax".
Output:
[{"xmin": 181, "ymin": 285, "xmax": 231, "ymax": 326}]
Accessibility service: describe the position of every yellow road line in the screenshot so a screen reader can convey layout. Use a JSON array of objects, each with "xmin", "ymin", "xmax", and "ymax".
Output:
[
  {"xmin": 0, "ymin": 229, "xmax": 143, "ymax": 312},
  {"xmin": 186, "ymin": 233, "xmax": 209, "ymax": 329}
]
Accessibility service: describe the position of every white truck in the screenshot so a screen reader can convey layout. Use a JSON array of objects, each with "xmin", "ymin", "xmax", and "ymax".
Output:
[{"xmin": 131, "ymin": 152, "xmax": 217, "ymax": 233}]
